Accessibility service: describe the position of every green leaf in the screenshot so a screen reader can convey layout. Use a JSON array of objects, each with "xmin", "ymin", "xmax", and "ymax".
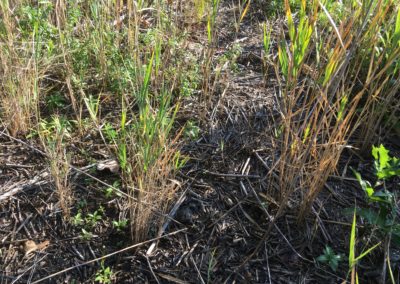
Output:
[
  {"xmin": 337, "ymin": 95, "xmax": 348, "ymax": 122},
  {"xmin": 391, "ymin": 230, "xmax": 400, "ymax": 247},
  {"xmin": 372, "ymin": 145, "xmax": 400, "ymax": 179},
  {"xmin": 278, "ymin": 42, "xmax": 289, "ymax": 79},
  {"xmin": 317, "ymin": 246, "xmax": 342, "ymax": 271},
  {"xmin": 302, "ymin": 123, "xmax": 311, "ymax": 143},
  {"xmin": 378, "ymin": 166, "xmax": 400, "ymax": 180},
  {"xmin": 285, "ymin": 0, "xmax": 295, "ymax": 42},
  {"xmin": 317, "ymin": 254, "xmax": 328, "ymax": 262},
  {"xmin": 329, "ymin": 258, "xmax": 339, "ymax": 272},
  {"xmin": 354, "ymin": 241, "xmax": 381, "ymax": 262},
  {"xmin": 352, "ymin": 169, "xmax": 375, "ymax": 199},
  {"xmin": 263, "ymin": 23, "xmax": 271, "ymax": 55},
  {"xmin": 393, "ymin": 6, "xmax": 400, "ymax": 47},
  {"xmin": 356, "ymin": 208, "xmax": 378, "ymax": 224},
  {"xmin": 324, "ymin": 246, "xmax": 333, "ymax": 255},
  {"xmin": 372, "ymin": 144, "xmax": 390, "ymax": 171},
  {"xmin": 372, "ymin": 190, "xmax": 393, "ymax": 204},
  {"xmin": 349, "ymin": 209, "xmax": 356, "ymax": 268}
]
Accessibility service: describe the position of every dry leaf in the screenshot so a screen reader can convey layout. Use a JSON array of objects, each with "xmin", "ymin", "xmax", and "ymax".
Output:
[
  {"xmin": 23, "ymin": 240, "xmax": 50, "ymax": 256},
  {"xmin": 97, "ymin": 159, "xmax": 120, "ymax": 173}
]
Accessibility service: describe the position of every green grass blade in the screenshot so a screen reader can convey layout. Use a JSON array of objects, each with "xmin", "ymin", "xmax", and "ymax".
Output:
[
  {"xmin": 263, "ymin": 22, "xmax": 271, "ymax": 56},
  {"xmin": 140, "ymin": 51, "xmax": 155, "ymax": 106},
  {"xmin": 393, "ymin": 5, "xmax": 400, "ymax": 46},
  {"xmin": 349, "ymin": 209, "xmax": 356, "ymax": 268},
  {"xmin": 353, "ymin": 242, "xmax": 381, "ymax": 263}
]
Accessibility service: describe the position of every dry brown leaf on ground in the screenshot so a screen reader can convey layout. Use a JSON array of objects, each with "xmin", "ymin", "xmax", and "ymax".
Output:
[
  {"xmin": 23, "ymin": 240, "xmax": 50, "ymax": 256},
  {"xmin": 96, "ymin": 159, "xmax": 120, "ymax": 173}
]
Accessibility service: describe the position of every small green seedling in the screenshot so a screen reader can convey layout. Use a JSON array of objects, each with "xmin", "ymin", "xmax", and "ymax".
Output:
[
  {"xmin": 263, "ymin": 22, "xmax": 271, "ymax": 60},
  {"xmin": 103, "ymin": 122, "xmax": 117, "ymax": 143},
  {"xmin": 71, "ymin": 212, "xmax": 84, "ymax": 226},
  {"xmin": 77, "ymin": 199, "xmax": 88, "ymax": 209},
  {"xmin": 73, "ymin": 206, "xmax": 104, "ymax": 229},
  {"xmin": 184, "ymin": 121, "xmax": 200, "ymax": 140},
  {"xmin": 81, "ymin": 228, "xmax": 93, "ymax": 240},
  {"xmin": 46, "ymin": 92, "xmax": 66, "ymax": 110},
  {"xmin": 104, "ymin": 187, "xmax": 114, "ymax": 198},
  {"xmin": 83, "ymin": 94, "xmax": 101, "ymax": 125},
  {"xmin": 85, "ymin": 207, "xmax": 104, "ymax": 228},
  {"xmin": 112, "ymin": 219, "xmax": 128, "ymax": 232},
  {"xmin": 104, "ymin": 181, "xmax": 121, "ymax": 198},
  {"xmin": 95, "ymin": 261, "xmax": 113, "ymax": 284},
  {"xmin": 317, "ymin": 245, "xmax": 343, "ymax": 272}
]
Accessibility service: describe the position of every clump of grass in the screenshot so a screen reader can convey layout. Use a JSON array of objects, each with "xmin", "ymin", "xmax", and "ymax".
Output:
[
  {"xmin": 77, "ymin": 2, "xmax": 193, "ymax": 242},
  {"xmin": 356, "ymin": 3, "xmax": 400, "ymax": 151},
  {"xmin": 271, "ymin": 0, "xmax": 400, "ymax": 222},
  {"xmin": 201, "ymin": 0, "xmax": 220, "ymax": 106},
  {"xmin": 0, "ymin": 0, "xmax": 45, "ymax": 136},
  {"xmin": 39, "ymin": 116, "xmax": 73, "ymax": 219},
  {"xmin": 1, "ymin": 0, "xmax": 198, "ymax": 243},
  {"xmin": 117, "ymin": 43, "xmax": 187, "ymax": 242}
]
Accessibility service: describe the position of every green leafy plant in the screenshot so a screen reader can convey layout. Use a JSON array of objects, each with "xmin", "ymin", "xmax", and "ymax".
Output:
[
  {"xmin": 372, "ymin": 144, "xmax": 400, "ymax": 180},
  {"xmin": 85, "ymin": 208, "xmax": 103, "ymax": 228},
  {"xmin": 352, "ymin": 145, "xmax": 400, "ymax": 245},
  {"xmin": 77, "ymin": 199, "xmax": 88, "ymax": 209},
  {"xmin": 81, "ymin": 228, "xmax": 93, "ymax": 241},
  {"xmin": 103, "ymin": 123, "xmax": 118, "ymax": 143},
  {"xmin": 317, "ymin": 245, "xmax": 343, "ymax": 272},
  {"xmin": 83, "ymin": 94, "xmax": 101, "ymax": 125},
  {"xmin": 46, "ymin": 92, "xmax": 66, "ymax": 110},
  {"xmin": 216, "ymin": 43, "xmax": 242, "ymax": 73},
  {"xmin": 95, "ymin": 261, "xmax": 113, "ymax": 284},
  {"xmin": 112, "ymin": 219, "xmax": 128, "ymax": 232},
  {"xmin": 104, "ymin": 181, "xmax": 121, "ymax": 198},
  {"xmin": 184, "ymin": 121, "xmax": 200, "ymax": 140},
  {"xmin": 71, "ymin": 212, "xmax": 84, "ymax": 226},
  {"xmin": 71, "ymin": 207, "xmax": 104, "ymax": 232}
]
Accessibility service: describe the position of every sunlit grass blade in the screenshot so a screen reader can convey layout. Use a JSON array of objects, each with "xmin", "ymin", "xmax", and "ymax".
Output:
[
  {"xmin": 284, "ymin": 0, "xmax": 295, "ymax": 42},
  {"xmin": 354, "ymin": 241, "xmax": 381, "ymax": 263},
  {"xmin": 239, "ymin": 0, "xmax": 251, "ymax": 23},
  {"xmin": 393, "ymin": 5, "xmax": 400, "ymax": 46},
  {"xmin": 140, "ymin": 51, "xmax": 155, "ymax": 106},
  {"xmin": 349, "ymin": 209, "xmax": 356, "ymax": 268},
  {"xmin": 263, "ymin": 22, "xmax": 271, "ymax": 56}
]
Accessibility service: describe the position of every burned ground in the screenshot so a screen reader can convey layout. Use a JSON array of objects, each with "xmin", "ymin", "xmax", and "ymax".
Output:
[{"xmin": 1, "ymin": 1, "xmax": 399, "ymax": 283}]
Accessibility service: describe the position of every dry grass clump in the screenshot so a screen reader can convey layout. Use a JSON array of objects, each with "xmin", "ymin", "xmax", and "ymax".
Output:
[
  {"xmin": 39, "ymin": 116, "xmax": 73, "ymax": 219},
  {"xmin": 270, "ymin": 0, "xmax": 400, "ymax": 221},
  {"xmin": 125, "ymin": 135, "xmax": 184, "ymax": 242},
  {"xmin": 0, "ymin": 2, "xmax": 39, "ymax": 136}
]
